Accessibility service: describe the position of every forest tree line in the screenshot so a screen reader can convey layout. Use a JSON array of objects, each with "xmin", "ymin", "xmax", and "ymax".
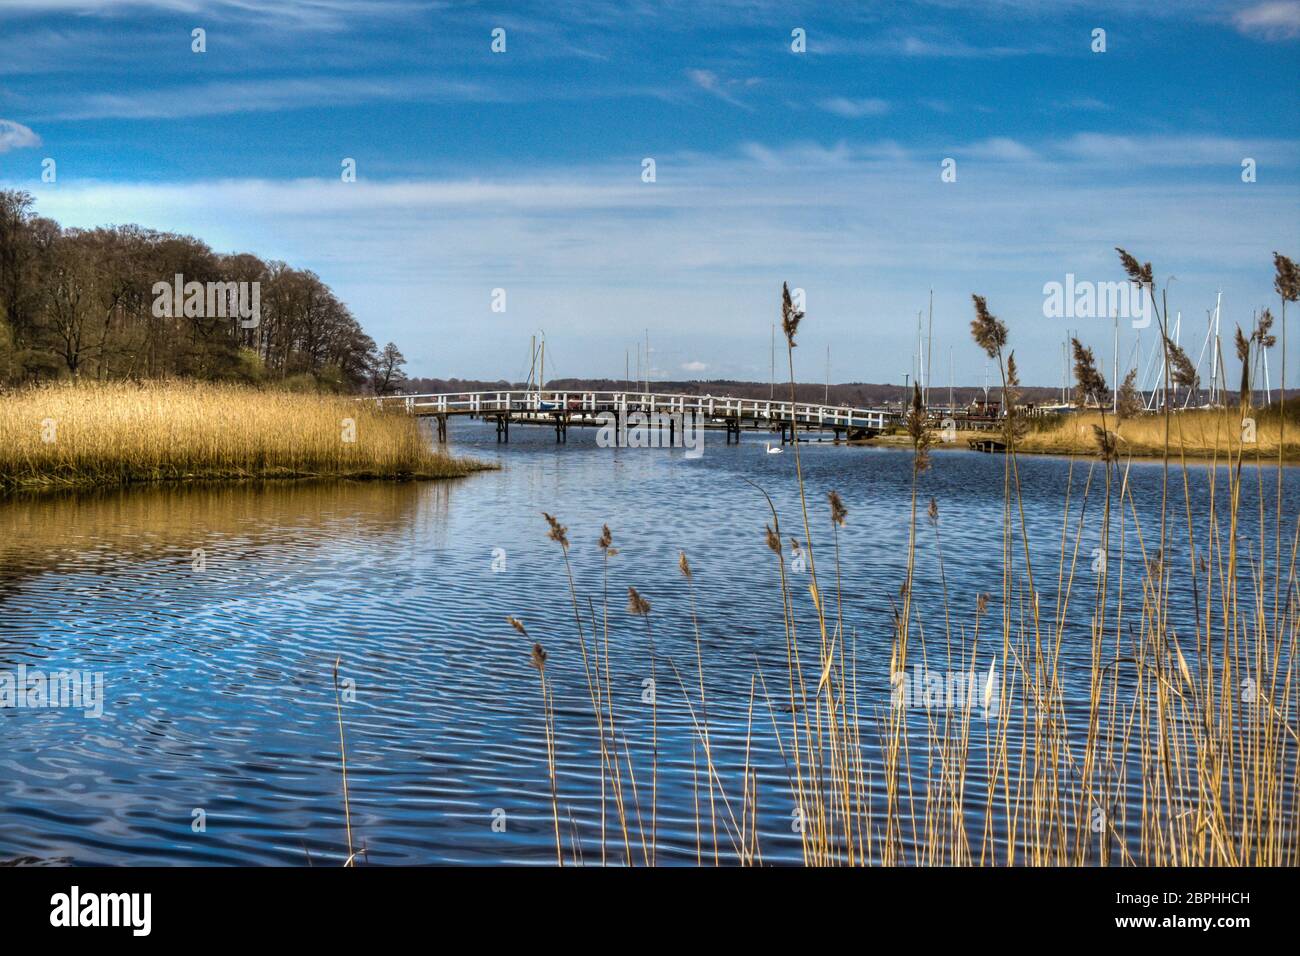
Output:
[{"xmin": 0, "ymin": 190, "xmax": 407, "ymax": 392}]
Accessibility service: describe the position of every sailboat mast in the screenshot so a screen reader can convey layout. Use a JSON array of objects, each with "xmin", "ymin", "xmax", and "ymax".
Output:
[
  {"xmin": 925, "ymin": 289, "xmax": 933, "ymax": 408},
  {"xmin": 1113, "ymin": 312, "xmax": 1119, "ymax": 415},
  {"xmin": 1211, "ymin": 291, "xmax": 1222, "ymax": 405}
]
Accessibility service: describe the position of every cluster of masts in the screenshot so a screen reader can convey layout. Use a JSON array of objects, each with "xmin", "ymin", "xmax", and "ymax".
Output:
[
  {"xmin": 909, "ymin": 289, "xmax": 1281, "ymax": 415},
  {"xmin": 523, "ymin": 288, "xmax": 1279, "ymax": 414},
  {"xmin": 525, "ymin": 330, "xmax": 657, "ymax": 394},
  {"xmin": 1050, "ymin": 292, "xmax": 1280, "ymax": 412}
]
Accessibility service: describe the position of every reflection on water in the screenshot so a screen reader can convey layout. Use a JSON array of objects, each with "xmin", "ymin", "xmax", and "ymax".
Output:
[{"xmin": 0, "ymin": 420, "xmax": 1295, "ymax": 864}]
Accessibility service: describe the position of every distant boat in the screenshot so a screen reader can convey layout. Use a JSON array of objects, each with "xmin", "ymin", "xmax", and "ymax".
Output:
[{"xmin": 538, "ymin": 400, "xmax": 559, "ymax": 411}]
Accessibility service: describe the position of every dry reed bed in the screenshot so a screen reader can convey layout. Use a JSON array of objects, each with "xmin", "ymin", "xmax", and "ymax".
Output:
[
  {"xmin": 500, "ymin": 257, "xmax": 1298, "ymax": 867},
  {"xmin": 1019, "ymin": 407, "xmax": 1300, "ymax": 459},
  {"xmin": 0, "ymin": 381, "xmax": 486, "ymax": 492}
]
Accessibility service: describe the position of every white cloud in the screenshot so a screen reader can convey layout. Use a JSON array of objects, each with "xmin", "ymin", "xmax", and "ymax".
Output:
[
  {"xmin": 819, "ymin": 97, "xmax": 890, "ymax": 118},
  {"xmin": 0, "ymin": 1, "xmax": 418, "ymax": 30},
  {"xmin": 684, "ymin": 68, "xmax": 754, "ymax": 109},
  {"xmin": 1233, "ymin": 1, "xmax": 1300, "ymax": 40},
  {"xmin": 1059, "ymin": 97, "xmax": 1109, "ymax": 111},
  {"xmin": 38, "ymin": 76, "xmax": 497, "ymax": 121},
  {"xmin": 0, "ymin": 119, "xmax": 40, "ymax": 153},
  {"xmin": 9, "ymin": 134, "xmax": 1295, "ymax": 383},
  {"xmin": 1061, "ymin": 132, "xmax": 1300, "ymax": 166},
  {"xmin": 685, "ymin": 69, "xmax": 720, "ymax": 90},
  {"xmin": 964, "ymin": 137, "xmax": 1038, "ymax": 161}
]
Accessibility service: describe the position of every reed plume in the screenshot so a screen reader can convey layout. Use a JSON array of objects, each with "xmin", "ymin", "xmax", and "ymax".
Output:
[
  {"xmin": 969, "ymin": 294, "xmax": 1007, "ymax": 358},
  {"xmin": 543, "ymin": 512, "xmax": 569, "ymax": 549},
  {"xmin": 1071, "ymin": 338, "xmax": 1107, "ymax": 407},
  {"xmin": 1116, "ymin": 368, "xmax": 1142, "ymax": 419},
  {"xmin": 1236, "ymin": 325, "xmax": 1252, "ymax": 408},
  {"xmin": 1164, "ymin": 337, "xmax": 1197, "ymax": 393},
  {"xmin": 765, "ymin": 523, "xmax": 782, "ymax": 555},
  {"xmin": 1274, "ymin": 252, "xmax": 1300, "ymax": 302},
  {"xmin": 1115, "ymin": 247, "xmax": 1154, "ymax": 287},
  {"xmin": 1255, "ymin": 308, "xmax": 1276, "ymax": 348},
  {"xmin": 905, "ymin": 382, "xmax": 933, "ymax": 474},
  {"xmin": 781, "ymin": 282, "xmax": 804, "ymax": 348},
  {"xmin": 828, "ymin": 490, "xmax": 847, "ymax": 526}
]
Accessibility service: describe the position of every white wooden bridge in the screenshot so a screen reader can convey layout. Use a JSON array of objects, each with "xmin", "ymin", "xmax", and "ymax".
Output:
[{"xmin": 370, "ymin": 390, "xmax": 897, "ymax": 444}]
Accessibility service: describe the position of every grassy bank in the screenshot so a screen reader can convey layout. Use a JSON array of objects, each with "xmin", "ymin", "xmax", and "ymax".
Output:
[
  {"xmin": 1016, "ymin": 404, "xmax": 1300, "ymax": 459},
  {"xmin": 0, "ymin": 381, "xmax": 489, "ymax": 493},
  {"xmin": 864, "ymin": 405, "xmax": 1300, "ymax": 460}
]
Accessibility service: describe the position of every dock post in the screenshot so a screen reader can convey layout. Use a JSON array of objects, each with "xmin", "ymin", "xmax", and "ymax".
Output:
[{"xmin": 436, "ymin": 414, "xmax": 448, "ymax": 444}]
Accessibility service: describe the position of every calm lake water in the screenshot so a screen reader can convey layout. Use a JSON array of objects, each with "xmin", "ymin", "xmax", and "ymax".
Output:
[{"xmin": 1, "ymin": 418, "xmax": 1295, "ymax": 865}]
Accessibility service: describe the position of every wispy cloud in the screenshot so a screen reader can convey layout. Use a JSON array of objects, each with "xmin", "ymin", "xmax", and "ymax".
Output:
[
  {"xmin": 1233, "ymin": 1, "xmax": 1300, "ymax": 40},
  {"xmin": 0, "ymin": 0, "xmax": 421, "ymax": 31},
  {"xmin": 684, "ymin": 68, "xmax": 757, "ymax": 110},
  {"xmin": 1061, "ymin": 132, "xmax": 1300, "ymax": 166},
  {"xmin": 818, "ymin": 96, "xmax": 890, "ymax": 118},
  {"xmin": 815, "ymin": 29, "xmax": 1030, "ymax": 58},
  {"xmin": 0, "ymin": 119, "xmax": 40, "ymax": 153},
  {"xmin": 965, "ymin": 137, "xmax": 1038, "ymax": 161},
  {"xmin": 1057, "ymin": 97, "xmax": 1110, "ymax": 112},
  {"xmin": 35, "ymin": 75, "xmax": 503, "ymax": 121}
]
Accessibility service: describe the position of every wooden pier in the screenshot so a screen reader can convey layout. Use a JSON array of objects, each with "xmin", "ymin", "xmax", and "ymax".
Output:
[{"xmin": 370, "ymin": 389, "xmax": 897, "ymax": 444}]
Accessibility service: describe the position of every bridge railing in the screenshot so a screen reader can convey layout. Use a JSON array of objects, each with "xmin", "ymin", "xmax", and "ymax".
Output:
[{"xmin": 370, "ymin": 390, "xmax": 895, "ymax": 429}]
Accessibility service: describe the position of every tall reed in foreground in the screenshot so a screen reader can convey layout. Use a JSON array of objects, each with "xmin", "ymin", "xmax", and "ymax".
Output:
[
  {"xmin": 523, "ymin": 262, "xmax": 1295, "ymax": 866},
  {"xmin": 332, "ymin": 656, "xmax": 356, "ymax": 867}
]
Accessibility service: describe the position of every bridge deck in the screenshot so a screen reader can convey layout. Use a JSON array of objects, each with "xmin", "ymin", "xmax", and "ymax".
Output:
[{"xmin": 371, "ymin": 390, "xmax": 896, "ymax": 432}]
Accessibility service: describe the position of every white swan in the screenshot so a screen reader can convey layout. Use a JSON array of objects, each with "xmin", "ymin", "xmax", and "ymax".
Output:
[{"xmin": 765, "ymin": 441, "xmax": 783, "ymax": 454}]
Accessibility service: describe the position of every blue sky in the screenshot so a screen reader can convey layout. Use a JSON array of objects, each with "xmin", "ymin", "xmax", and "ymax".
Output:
[{"xmin": 1, "ymin": 0, "xmax": 1298, "ymax": 387}]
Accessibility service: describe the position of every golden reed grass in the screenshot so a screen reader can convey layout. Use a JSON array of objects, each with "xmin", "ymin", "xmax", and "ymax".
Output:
[
  {"xmin": 519, "ymin": 267, "xmax": 1297, "ymax": 867},
  {"xmin": 0, "ymin": 380, "xmax": 486, "ymax": 492},
  {"xmin": 1019, "ymin": 405, "xmax": 1300, "ymax": 460}
]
